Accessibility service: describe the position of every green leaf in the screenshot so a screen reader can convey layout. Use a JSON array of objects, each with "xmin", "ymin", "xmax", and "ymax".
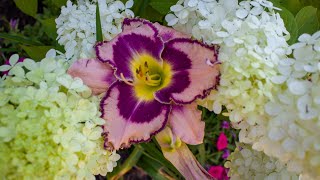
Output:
[
  {"xmin": 13, "ymin": 0, "xmax": 38, "ymax": 17},
  {"xmin": 52, "ymin": 0, "xmax": 67, "ymax": 7},
  {"xmin": 149, "ymin": 0, "xmax": 178, "ymax": 15},
  {"xmin": 299, "ymin": 0, "xmax": 320, "ymax": 26},
  {"xmin": 276, "ymin": 5, "xmax": 298, "ymax": 44},
  {"xmin": 0, "ymin": 33, "xmax": 43, "ymax": 46},
  {"xmin": 277, "ymin": 0, "xmax": 303, "ymax": 15},
  {"xmin": 40, "ymin": 18, "xmax": 58, "ymax": 40},
  {"xmin": 132, "ymin": 0, "xmax": 164, "ymax": 22},
  {"xmin": 20, "ymin": 45, "xmax": 53, "ymax": 61},
  {"xmin": 137, "ymin": 155, "xmax": 172, "ymax": 180},
  {"xmin": 295, "ymin": 6, "xmax": 319, "ymax": 36},
  {"xmin": 96, "ymin": 2, "xmax": 103, "ymax": 42},
  {"xmin": 139, "ymin": 142, "xmax": 181, "ymax": 178}
]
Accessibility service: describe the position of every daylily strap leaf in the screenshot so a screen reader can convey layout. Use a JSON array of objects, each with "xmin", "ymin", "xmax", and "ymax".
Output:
[
  {"xmin": 96, "ymin": 18, "xmax": 164, "ymax": 81},
  {"xmin": 156, "ymin": 127, "xmax": 215, "ymax": 180},
  {"xmin": 169, "ymin": 103, "xmax": 205, "ymax": 145},
  {"xmin": 67, "ymin": 59, "xmax": 116, "ymax": 95},
  {"xmin": 155, "ymin": 38, "xmax": 220, "ymax": 104},
  {"xmin": 101, "ymin": 81, "xmax": 170, "ymax": 150}
]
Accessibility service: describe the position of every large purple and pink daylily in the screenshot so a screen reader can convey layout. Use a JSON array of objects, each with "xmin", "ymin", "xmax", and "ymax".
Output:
[{"xmin": 68, "ymin": 18, "xmax": 220, "ymax": 152}]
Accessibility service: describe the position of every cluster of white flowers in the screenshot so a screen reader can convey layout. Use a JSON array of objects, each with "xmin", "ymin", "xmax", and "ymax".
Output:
[
  {"xmin": 167, "ymin": 0, "xmax": 320, "ymax": 178},
  {"xmin": 166, "ymin": 0, "xmax": 289, "ymax": 123},
  {"xmin": 245, "ymin": 32, "xmax": 320, "ymax": 178},
  {"xmin": 0, "ymin": 52, "xmax": 120, "ymax": 179},
  {"xmin": 56, "ymin": 0, "xmax": 134, "ymax": 60},
  {"xmin": 225, "ymin": 143, "xmax": 298, "ymax": 180}
]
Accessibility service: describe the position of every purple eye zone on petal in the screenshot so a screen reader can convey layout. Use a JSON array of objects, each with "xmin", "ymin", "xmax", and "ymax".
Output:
[{"xmin": 116, "ymin": 82, "xmax": 167, "ymax": 123}]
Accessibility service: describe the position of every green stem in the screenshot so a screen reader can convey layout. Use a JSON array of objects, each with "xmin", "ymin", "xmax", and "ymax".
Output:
[
  {"xmin": 198, "ymin": 143, "xmax": 206, "ymax": 165},
  {"xmin": 107, "ymin": 146, "xmax": 143, "ymax": 180}
]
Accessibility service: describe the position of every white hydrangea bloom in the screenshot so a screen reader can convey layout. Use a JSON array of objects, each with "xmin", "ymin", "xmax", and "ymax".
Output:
[
  {"xmin": 167, "ymin": 0, "xmax": 320, "ymax": 178},
  {"xmin": 225, "ymin": 143, "xmax": 299, "ymax": 180},
  {"xmin": 166, "ymin": 0, "xmax": 289, "ymax": 124},
  {"xmin": 56, "ymin": 0, "xmax": 134, "ymax": 61},
  {"xmin": 245, "ymin": 32, "xmax": 320, "ymax": 178},
  {"xmin": 0, "ymin": 52, "xmax": 120, "ymax": 179},
  {"xmin": 166, "ymin": 0, "xmax": 284, "ymax": 142}
]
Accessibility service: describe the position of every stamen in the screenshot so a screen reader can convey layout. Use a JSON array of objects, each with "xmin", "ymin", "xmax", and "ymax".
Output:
[
  {"xmin": 144, "ymin": 61, "xmax": 148, "ymax": 68},
  {"xmin": 120, "ymin": 73, "xmax": 134, "ymax": 86},
  {"xmin": 144, "ymin": 73, "xmax": 161, "ymax": 86}
]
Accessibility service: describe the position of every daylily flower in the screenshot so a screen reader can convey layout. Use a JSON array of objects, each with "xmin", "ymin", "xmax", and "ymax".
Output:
[
  {"xmin": 68, "ymin": 18, "xmax": 220, "ymax": 151},
  {"xmin": 68, "ymin": 17, "xmax": 220, "ymax": 179}
]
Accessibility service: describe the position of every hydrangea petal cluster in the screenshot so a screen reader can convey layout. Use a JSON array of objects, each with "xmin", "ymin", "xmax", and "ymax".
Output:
[
  {"xmin": 0, "ymin": 52, "xmax": 120, "ymax": 179},
  {"xmin": 166, "ymin": 0, "xmax": 320, "ymax": 178},
  {"xmin": 56, "ymin": 0, "xmax": 134, "ymax": 60},
  {"xmin": 225, "ymin": 144, "xmax": 298, "ymax": 180},
  {"xmin": 166, "ymin": 0, "xmax": 289, "ymax": 124},
  {"xmin": 244, "ymin": 31, "xmax": 320, "ymax": 178}
]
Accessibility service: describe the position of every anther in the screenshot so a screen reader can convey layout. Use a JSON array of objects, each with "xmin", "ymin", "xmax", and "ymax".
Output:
[{"xmin": 120, "ymin": 73, "xmax": 134, "ymax": 86}]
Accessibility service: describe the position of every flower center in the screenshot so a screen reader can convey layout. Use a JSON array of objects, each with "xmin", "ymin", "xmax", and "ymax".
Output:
[
  {"xmin": 122, "ymin": 54, "xmax": 172, "ymax": 101},
  {"xmin": 135, "ymin": 61, "xmax": 162, "ymax": 87}
]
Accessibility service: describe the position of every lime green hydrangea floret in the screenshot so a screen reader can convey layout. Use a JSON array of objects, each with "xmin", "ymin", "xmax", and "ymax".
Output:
[{"xmin": 0, "ymin": 53, "xmax": 120, "ymax": 179}]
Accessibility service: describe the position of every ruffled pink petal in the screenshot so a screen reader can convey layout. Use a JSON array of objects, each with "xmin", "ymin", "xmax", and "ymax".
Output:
[
  {"xmin": 101, "ymin": 81, "xmax": 170, "ymax": 150},
  {"xmin": 169, "ymin": 103, "xmax": 204, "ymax": 145},
  {"xmin": 155, "ymin": 39, "xmax": 220, "ymax": 104},
  {"xmin": 153, "ymin": 22, "xmax": 191, "ymax": 42},
  {"xmin": 122, "ymin": 18, "xmax": 190, "ymax": 42},
  {"xmin": 67, "ymin": 59, "xmax": 116, "ymax": 95}
]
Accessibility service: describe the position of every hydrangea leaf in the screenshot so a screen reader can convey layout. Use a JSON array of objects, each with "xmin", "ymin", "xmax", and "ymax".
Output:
[
  {"xmin": 13, "ymin": 0, "xmax": 38, "ymax": 17},
  {"xmin": 295, "ymin": 6, "xmax": 319, "ymax": 36},
  {"xmin": 21, "ymin": 45, "xmax": 53, "ymax": 61},
  {"xmin": 273, "ymin": 4, "xmax": 298, "ymax": 44},
  {"xmin": 149, "ymin": 0, "xmax": 178, "ymax": 15},
  {"xmin": 276, "ymin": 0, "xmax": 302, "ymax": 15},
  {"xmin": 131, "ymin": 0, "xmax": 164, "ymax": 22},
  {"xmin": 52, "ymin": 0, "xmax": 67, "ymax": 7},
  {"xmin": 40, "ymin": 18, "xmax": 58, "ymax": 40}
]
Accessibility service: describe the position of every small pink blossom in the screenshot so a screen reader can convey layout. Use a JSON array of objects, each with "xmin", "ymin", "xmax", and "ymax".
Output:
[
  {"xmin": 216, "ymin": 132, "xmax": 228, "ymax": 151},
  {"xmin": 208, "ymin": 165, "xmax": 228, "ymax": 180}
]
